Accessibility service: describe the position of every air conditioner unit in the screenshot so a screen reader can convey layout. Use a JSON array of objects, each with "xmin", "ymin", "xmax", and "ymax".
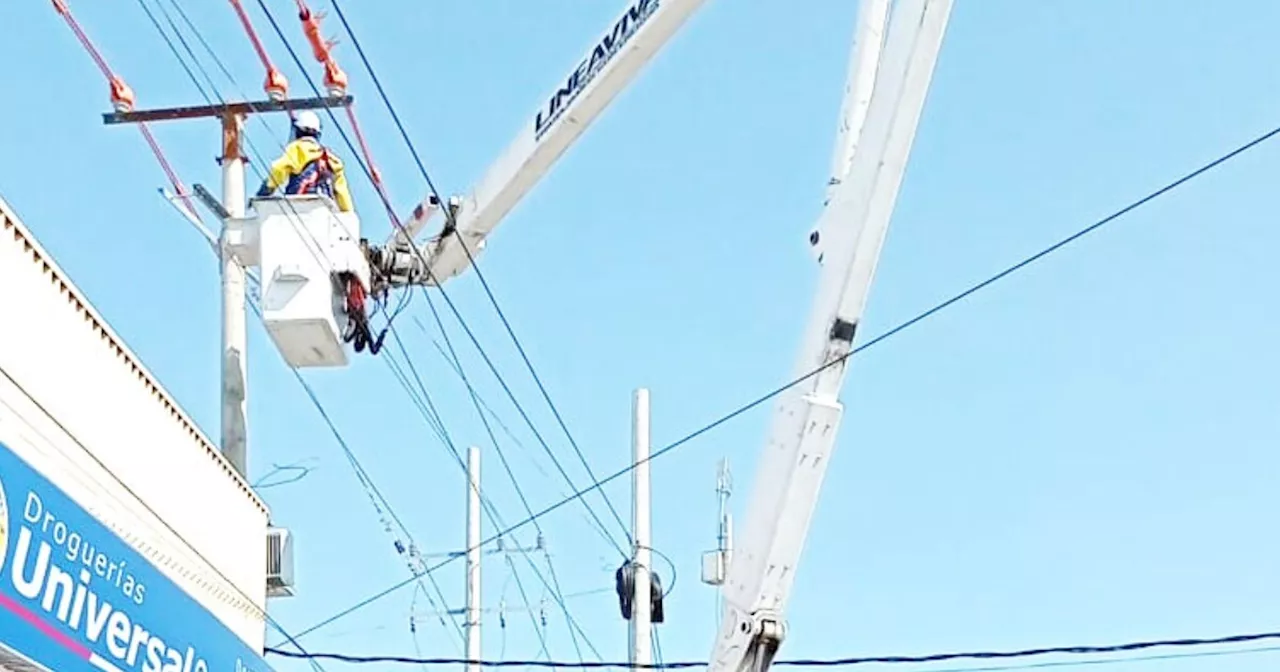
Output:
[{"xmin": 266, "ymin": 526, "xmax": 296, "ymax": 598}]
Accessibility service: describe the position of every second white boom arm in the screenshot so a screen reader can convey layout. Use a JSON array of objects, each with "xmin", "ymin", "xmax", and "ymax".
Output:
[
  {"xmin": 388, "ymin": 0, "xmax": 711, "ymax": 287},
  {"xmin": 707, "ymin": 2, "xmax": 953, "ymax": 672}
]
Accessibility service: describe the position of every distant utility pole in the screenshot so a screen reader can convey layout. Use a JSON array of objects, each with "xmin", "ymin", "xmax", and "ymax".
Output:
[
  {"xmin": 466, "ymin": 446, "xmax": 482, "ymax": 672},
  {"xmin": 409, "ymin": 452, "xmax": 548, "ymax": 653},
  {"xmin": 103, "ymin": 94, "xmax": 353, "ymax": 479},
  {"xmin": 630, "ymin": 388, "xmax": 653, "ymax": 669},
  {"xmin": 702, "ymin": 458, "xmax": 733, "ymax": 626}
]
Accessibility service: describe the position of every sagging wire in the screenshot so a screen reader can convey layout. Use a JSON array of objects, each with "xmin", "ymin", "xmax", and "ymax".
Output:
[
  {"xmin": 252, "ymin": 460, "xmax": 317, "ymax": 490},
  {"xmin": 631, "ymin": 545, "xmax": 678, "ymax": 601}
]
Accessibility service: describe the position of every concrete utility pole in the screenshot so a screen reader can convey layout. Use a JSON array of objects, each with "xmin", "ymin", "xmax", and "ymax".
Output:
[
  {"xmin": 630, "ymin": 388, "xmax": 653, "ymax": 669},
  {"xmin": 466, "ymin": 446, "xmax": 482, "ymax": 672},
  {"xmin": 220, "ymin": 113, "xmax": 249, "ymax": 476},
  {"xmin": 102, "ymin": 94, "xmax": 353, "ymax": 480}
]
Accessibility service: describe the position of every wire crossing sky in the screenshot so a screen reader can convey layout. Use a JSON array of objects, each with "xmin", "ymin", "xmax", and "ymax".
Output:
[
  {"xmin": 264, "ymin": 629, "xmax": 1280, "ymax": 667},
  {"xmin": 4, "ymin": 2, "xmax": 1280, "ymax": 672}
]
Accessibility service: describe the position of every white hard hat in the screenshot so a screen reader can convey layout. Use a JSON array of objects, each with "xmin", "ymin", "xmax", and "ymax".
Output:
[{"xmin": 293, "ymin": 110, "xmax": 322, "ymax": 135}]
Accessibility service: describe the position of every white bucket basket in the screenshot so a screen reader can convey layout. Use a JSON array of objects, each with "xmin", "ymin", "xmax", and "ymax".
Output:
[{"xmin": 229, "ymin": 195, "xmax": 370, "ymax": 368}]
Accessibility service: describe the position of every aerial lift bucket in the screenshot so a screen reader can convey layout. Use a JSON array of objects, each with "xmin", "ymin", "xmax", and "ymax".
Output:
[{"xmin": 236, "ymin": 194, "xmax": 370, "ymax": 368}]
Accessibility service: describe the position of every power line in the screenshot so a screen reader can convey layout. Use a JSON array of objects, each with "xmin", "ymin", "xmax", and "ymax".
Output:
[
  {"xmin": 133, "ymin": 5, "xmax": 470, "ymax": 648},
  {"xmin": 285, "ymin": 119, "xmax": 1280, "ymax": 642},
  {"xmin": 323, "ymin": 0, "xmax": 636, "ymax": 548},
  {"xmin": 408, "ymin": 314, "xmax": 595, "ymax": 664},
  {"xmin": 409, "ymin": 273, "xmax": 605, "ymax": 667},
  {"xmin": 117, "ymin": 0, "xmax": 600, "ymax": 661},
  {"xmin": 265, "ymin": 629, "xmax": 1280, "ymax": 667},
  {"xmin": 233, "ymin": 4, "xmax": 611, "ymax": 660},
  {"xmin": 427, "ymin": 324, "xmax": 617, "ymax": 546},
  {"xmin": 378, "ymin": 321, "xmax": 604, "ymax": 660},
  {"xmin": 266, "ymin": 615, "xmax": 329, "ymax": 672},
  {"xmin": 921, "ymin": 646, "xmax": 1280, "ymax": 672},
  {"xmin": 379, "ymin": 321, "xmax": 602, "ymax": 661},
  {"xmin": 254, "ymin": 0, "xmax": 632, "ymax": 566},
  {"xmin": 262, "ymin": 3, "xmax": 627, "ymax": 658},
  {"xmin": 290, "ymin": 368, "xmax": 468, "ymax": 651}
]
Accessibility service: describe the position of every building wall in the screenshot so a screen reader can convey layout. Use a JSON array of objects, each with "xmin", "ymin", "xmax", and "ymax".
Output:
[{"xmin": 0, "ymin": 194, "xmax": 271, "ymax": 651}]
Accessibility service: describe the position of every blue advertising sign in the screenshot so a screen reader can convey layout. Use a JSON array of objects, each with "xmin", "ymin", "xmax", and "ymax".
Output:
[{"xmin": 0, "ymin": 440, "xmax": 273, "ymax": 672}]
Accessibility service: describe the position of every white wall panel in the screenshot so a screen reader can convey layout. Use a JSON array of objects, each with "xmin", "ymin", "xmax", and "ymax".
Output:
[{"xmin": 0, "ymin": 195, "xmax": 269, "ymax": 650}]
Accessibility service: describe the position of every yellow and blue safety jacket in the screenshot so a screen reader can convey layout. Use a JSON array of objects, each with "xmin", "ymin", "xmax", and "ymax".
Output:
[{"xmin": 260, "ymin": 137, "xmax": 354, "ymax": 212}]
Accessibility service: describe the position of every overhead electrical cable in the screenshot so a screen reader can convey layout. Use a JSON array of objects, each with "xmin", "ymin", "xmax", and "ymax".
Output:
[
  {"xmin": 136, "ymin": 0, "xmax": 215, "ymax": 108},
  {"xmin": 265, "ymin": 617, "xmax": 328, "ymax": 672},
  {"xmin": 286, "ymin": 118, "xmax": 1280, "ymax": 641},
  {"xmin": 62, "ymin": 0, "xmax": 500, "ymax": 656},
  {"xmin": 140, "ymin": 0, "xmax": 343, "ymax": 283},
  {"xmin": 380, "ymin": 323, "xmax": 602, "ymax": 663},
  {"xmin": 135, "ymin": 7, "xmax": 468, "ymax": 649},
  {"xmin": 420, "ymin": 324, "xmax": 606, "ymax": 543},
  {"xmin": 215, "ymin": 3, "xmax": 606, "ymax": 659},
  {"xmin": 251, "ymin": 0, "xmax": 633, "ymax": 566},
  {"xmin": 400, "ymin": 293, "xmax": 599, "ymax": 663},
  {"xmin": 413, "ymin": 315, "xmax": 605, "ymax": 664},
  {"xmin": 324, "ymin": 0, "xmax": 636, "ymax": 548},
  {"xmin": 339, "ymin": 284, "xmax": 590, "ymax": 660},
  {"xmin": 422, "ymin": 324, "xmax": 579, "ymax": 499},
  {"xmin": 290, "ymin": 368, "xmax": 468, "ymax": 650},
  {"xmin": 265, "ymin": 630, "xmax": 1280, "ymax": 668}
]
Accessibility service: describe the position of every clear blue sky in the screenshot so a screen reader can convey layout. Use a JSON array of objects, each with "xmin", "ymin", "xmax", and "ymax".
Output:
[{"xmin": 2, "ymin": 1, "xmax": 1279, "ymax": 671}]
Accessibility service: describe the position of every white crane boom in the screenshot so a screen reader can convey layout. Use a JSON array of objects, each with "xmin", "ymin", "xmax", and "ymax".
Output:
[
  {"xmin": 707, "ymin": 3, "xmax": 952, "ymax": 672},
  {"xmin": 824, "ymin": 0, "xmax": 889, "ymax": 207},
  {"xmin": 391, "ymin": 0, "xmax": 711, "ymax": 286}
]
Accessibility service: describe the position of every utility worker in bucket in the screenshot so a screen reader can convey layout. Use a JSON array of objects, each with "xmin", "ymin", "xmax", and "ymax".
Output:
[{"xmin": 255, "ymin": 110, "xmax": 354, "ymax": 212}]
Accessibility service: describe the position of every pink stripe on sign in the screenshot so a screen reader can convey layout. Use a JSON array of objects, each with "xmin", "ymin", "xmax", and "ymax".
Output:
[{"xmin": 0, "ymin": 590, "xmax": 93, "ymax": 660}]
